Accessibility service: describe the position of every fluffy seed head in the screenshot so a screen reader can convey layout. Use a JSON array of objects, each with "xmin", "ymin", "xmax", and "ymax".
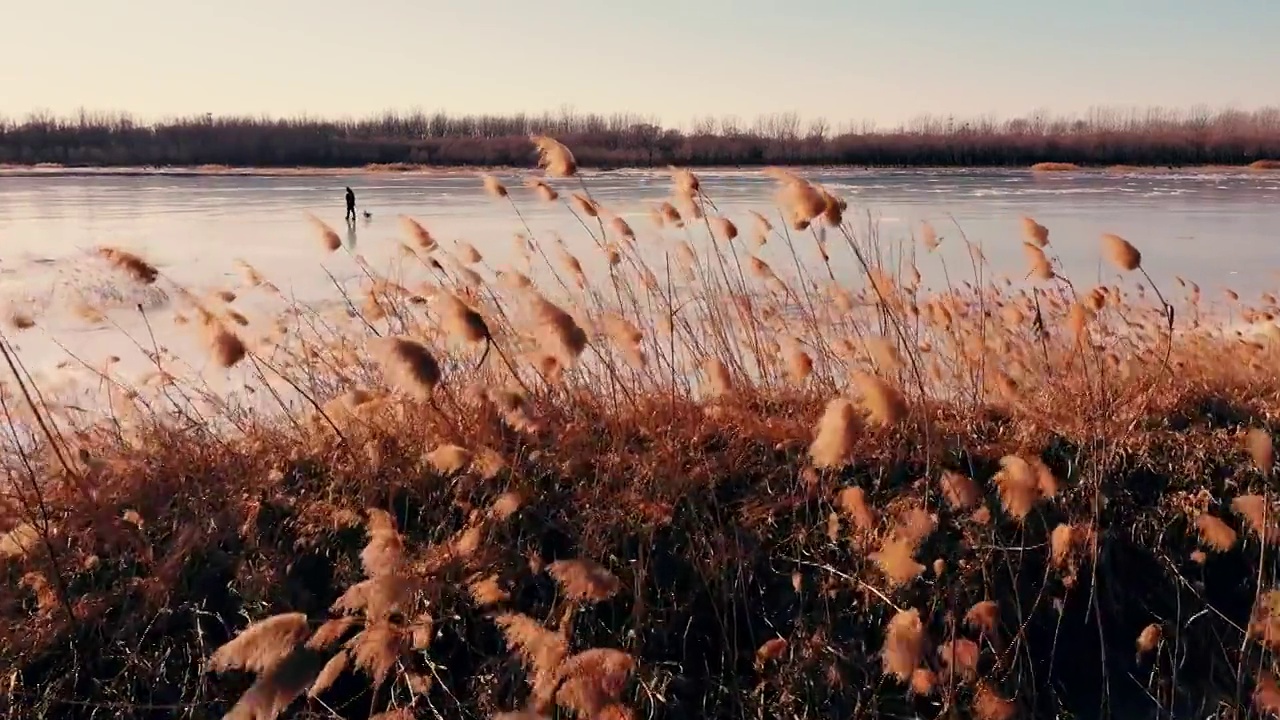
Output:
[
  {"xmin": 532, "ymin": 136, "xmax": 577, "ymax": 177},
  {"xmin": 810, "ymin": 399, "xmax": 858, "ymax": 468},
  {"xmin": 973, "ymin": 682, "xmax": 1017, "ymax": 720},
  {"xmin": 1102, "ymin": 233, "xmax": 1142, "ymax": 271},
  {"xmin": 703, "ymin": 358, "xmax": 732, "ymax": 398},
  {"xmin": 756, "ymin": 638, "xmax": 788, "ymax": 664},
  {"xmin": 993, "ymin": 456, "xmax": 1040, "ymax": 521},
  {"xmin": 920, "ymin": 221, "xmax": 940, "ymax": 251},
  {"xmin": 426, "ymin": 444, "xmax": 472, "ymax": 475},
  {"xmin": 836, "ymin": 486, "xmax": 876, "ymax": 533},
  {"xmin": 371, "ymin": 336, "xmax": 442, "ymax": 399},
  {"xmin": 206, "ymin": 323, "xmax": 248, "ymax": 368},
  {"xmin": 570, "ymin": 193, "xmax": 598, "ymax": 217},
  {"xmin": 307, "ymin": 214, "xmax": 342, "ymax": 252},
  {"xmin": 207, "ymin": 612, "xmax": 311, "ymax": 675},
  {"xmin": 880, "ymin": 609, "xmax": 925, "ymax": 682},
  {"xmin": 494, "ymin": 612, "xmax": 570, "ymax": 707},
  {"xmin": 455, "ymin": 242, "xmax": 483, "ymax": 265},
  {"xmin": 670, "ymin": 167, "xmax": 700, "ymax": 198},
  {"xmin": 1196, "ymin": 514, "xmax": 1238, "ymax": 551},
  {"xmin": 1233, "ymin": 494, "xmax": 1279, "ymax": 544},
  {"xmin": 1248, "ymin": 428, "xmax": 1274, "ymax": 478},
  {"xmin": 547, "ymin": 558, "xmax": 620, "ymax": 602},
  {"xmin": 400, "ymin": 216, "xmax": 436, "ymax": 249},
  {"xmin": 529, "ymin": 294, "xmax": 588, "ymax": 368},
  {"xmin": 438, "ymin": 293, "xmax": 489, "ymax": 344},
  {"xmin": 852, "ymin": 371, "xmax": 908, "ymax": 427},
  {"xmin": 1021, "ymin": 217, "xmax": 1049, "ymax": 247},
  {"xmin": 1136, "ymin": 624, "xmax": 1162, "ymax": 655},
  {"xmin": 482, "ymin": 174, "xmax": 509, "ymax": 198},
  {"xmin": 96, "ymin": 247, "xmax": 159, "ymax": 284},
  {"xmin": 818, "ymin": 186, "xmax": 846, "ymax": 226},
  {"xmin": 525, "ymin": 177, "xmax": 558, "ymax": 201},
  {"xmin": 940, "ymin": 470, "xmax": 981, "ymax": 510},
  {"xmin": 1257, "ymin": 672, "xmax": 1280, "ymax": 717},
  {"xmin": 871, "ymin": 536, "xmax": 925, "ymax": 586},
  {"xmin": 938, "ymin": 638, "xmax": 980, "ymax": 683},
  {"xmin": 710, "ymin": 216, "xmax": 738, "ymax": 242},
  {"xmin": 1023, "ymin": 242, "xmax": 1054, "ymax": 281},
  {"xmin": 775, "ymin": 178, "xmax": 827, "ymax": 229},
  {"xmin": 557, "ymin": 648, "xmax": 636, "ymax": 717},
  {"xmin": 748, "ymin": 209, "xmax": 773, "ymax": 237},
  {"xmin": 910, "ymin": 668, "xmax": 937, "ymax": 696},
  {"xmin": 657, "ymin": 202, "xmax": 684, "ymax": 228},
  {"xmin": 965, "ymin": 600, "xmax": 999, "ymax": 635},
  {"xmin": 609, "ymin": 216, "xmax": 635, "ymax": 242}
]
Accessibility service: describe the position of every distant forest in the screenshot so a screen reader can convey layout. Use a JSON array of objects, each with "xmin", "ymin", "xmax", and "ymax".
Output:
[{"xmin": 2, "ymin": 106, "xmax": 1279, "ymax": 169}]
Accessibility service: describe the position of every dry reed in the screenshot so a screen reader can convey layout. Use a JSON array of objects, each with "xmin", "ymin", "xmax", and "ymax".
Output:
[{"xmin": 6, "ymin": 155, "xmax": 1280, "ymax": 720}]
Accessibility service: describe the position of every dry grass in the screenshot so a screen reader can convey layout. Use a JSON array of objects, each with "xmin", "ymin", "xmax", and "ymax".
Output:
[
  {"xmin": 1, "ymin": 148, "xmax": 1280, "ymax": 720},
  {"xmin": 1030, "ymin": 162, "xmax": 1081, "ymax": 172}
]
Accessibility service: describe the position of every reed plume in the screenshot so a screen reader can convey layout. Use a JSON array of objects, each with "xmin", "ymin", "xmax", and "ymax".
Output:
[
  {"xmin": 438, "ymin": 292, "xmax": 490, "ymax": 344},
  {"xmin": 532, "ymin": 136, "xmax": 578, "ymax": 177},
  {"xmin": 1248, "ymin": 428, "xmax": 1274, "ymax": 478},
  {"xmin": 96, "ymin": 247, "xmax": 159, "ymax": 284},
  {"xmin": 456, "ymin": 241, "xmax": 483, "ymax": 265},
  {"xmin": 307, "ymin": 214, "xmax": 342, "ymax": 252},
  {"xmin": 547, "ymin": 558, "xmax": 620, "ymax": 602},
  {"xmin": 370, "ymin": 336, "xmax": 442, "ymax": 400},
  {"xmin": 851, "ymin": 371, "xmax": 908, "ymax": 427},
  {"xmin": 972, "ymin": 682, "xmax": 1016, "ymax": 720},
  {"xmin": 939, "ymin": 470, "xmax": 981, "ymax": 510},
  {"xmin": 965, "ymin": 600, "xmax": 999, "ymax": 635},
  {"xmin": 993, "ymin": 456, "xmax": 1040, "ymax": 521},
  {"xmin": 495, "ymin": 612, "xmax": 570, "ymax": 707},
  {"xmin": 482, "ymin": 174, "xmax": 509, "ymax": 198},
  {"xmin": 880, "ymin": 609, "xmax": 925, "ymax": 682},
  {"xmin": 1102, "ymin": 233, "xmax": 1142, "ymax": 271},
  {"xmin": 208, "ymin": 612, "xmax": 311, "ymax": 674},
  {"xmin": 526, "ymin": 177, "xmax": 559, "ymax": 201},
  {"xmin": 920, "ymin": 221, "xmax": 940, "ymax": 251},
  {"xmin": 1021, "ymin": 217, "xmax": 1049, "ymax": 247},
  {"xmin": 1196, "ymin": 514, "xmax": 1237, "ymax": 551},
  {"xmin": 570, "ymin": 193, "xmax": 598, "ymax": 217},
  {"xmin": 703, "ymin": 358, "xmax": 733, "ymax": 397},
  {"xmin": 710, "ymin": 216, "xmax": 738, "ymax": 242},
  {"xmin": 810, "ymin": 399, "xmax": 858, "ymax": 468},
  {"xmin": 528, "ymin": 293, "xmax": 588, "ymax": 368},
  {"xmin": 400, "ymin": 215, "xmax": 437, "ymax": 249},
  {"xmin": 836, "ymin": 486, "xmax": 876, "ymax": 533},
  {"xmin": 206, "ymin": 322, "xmax": 248, "ymax": 368}
]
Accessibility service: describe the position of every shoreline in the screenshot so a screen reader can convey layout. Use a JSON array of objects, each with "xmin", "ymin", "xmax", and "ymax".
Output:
[{"xmin": 1, "ymin": 162, "xmax": 1278, "ymax": 179}]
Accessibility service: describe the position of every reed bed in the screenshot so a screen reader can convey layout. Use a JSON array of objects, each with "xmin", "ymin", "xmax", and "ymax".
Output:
[{"xmin": 1, "ymin": 141, "xmax": 1280, "ymax": 719}]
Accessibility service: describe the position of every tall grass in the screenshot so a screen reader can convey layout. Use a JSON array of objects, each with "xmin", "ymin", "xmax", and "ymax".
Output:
[{"xmin": 2, "ymin": 145, "xmax": 1280, "ymax": 719}]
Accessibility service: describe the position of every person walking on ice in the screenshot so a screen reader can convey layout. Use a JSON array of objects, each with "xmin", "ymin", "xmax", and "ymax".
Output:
[{"xmin": 345, "ymin": 186, "xmax": 357, "ymax": 222}]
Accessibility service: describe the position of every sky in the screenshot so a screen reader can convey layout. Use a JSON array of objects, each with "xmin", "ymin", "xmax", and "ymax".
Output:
[{"xmin": 2, "ymin": 0, "xmax": 1278, "ymax": 128}]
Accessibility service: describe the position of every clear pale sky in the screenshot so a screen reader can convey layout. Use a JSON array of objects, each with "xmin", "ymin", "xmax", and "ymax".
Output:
[{"xmin": 2, "ymin": 0, "xmax": 1277, "ymax": 127}]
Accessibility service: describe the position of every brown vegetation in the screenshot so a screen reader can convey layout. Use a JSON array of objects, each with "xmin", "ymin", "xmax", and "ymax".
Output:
[
  {"xmin": 1030, "ymin": 162, "xmax": 1080, "ymax": 172},
  {"xmin": 4, "ymin": 106, "xmax": 1280, "ymax": 168},
  {"xmin": 1, "ymin": 148, "xmax": 1280, "ymax": 720}
]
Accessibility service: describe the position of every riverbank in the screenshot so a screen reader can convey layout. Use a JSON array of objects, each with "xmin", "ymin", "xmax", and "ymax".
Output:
[{"xmin": 5, "ymin": 107, "xmax": 1280, "ymax": 172}]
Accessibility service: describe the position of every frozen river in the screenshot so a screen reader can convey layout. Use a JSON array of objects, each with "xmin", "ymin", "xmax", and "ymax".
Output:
[{"xmin": 0, "ymin": 166, "xmax": 1277, "ymax": 396}]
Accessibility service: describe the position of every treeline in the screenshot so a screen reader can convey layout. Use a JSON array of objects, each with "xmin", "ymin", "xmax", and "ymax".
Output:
[{"xmin": 2, "ymin": 106, "xmax": 1280, "ymax": 169}]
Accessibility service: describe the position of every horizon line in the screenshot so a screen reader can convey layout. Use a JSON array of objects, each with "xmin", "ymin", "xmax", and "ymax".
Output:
[{"xmin": 4, "ymin": 102, "xmax": 1280, "ymax": 134}]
